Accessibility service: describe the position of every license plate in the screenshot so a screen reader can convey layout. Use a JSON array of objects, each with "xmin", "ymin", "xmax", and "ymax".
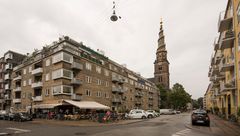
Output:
[{"xmin": 197, "ymin": 120, "xmax": 204, "ymax": 123}]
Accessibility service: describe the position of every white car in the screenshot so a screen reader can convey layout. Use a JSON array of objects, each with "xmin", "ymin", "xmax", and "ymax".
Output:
[
  {"xmin": 146, "ymin": 110, "xmax": 158, "ymax": 118},
  {"xmin": 128, "ymin": 109, "xmax": 147, "ymax": 119}
]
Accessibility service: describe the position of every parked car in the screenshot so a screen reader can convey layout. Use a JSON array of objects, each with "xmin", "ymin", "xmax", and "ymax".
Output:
[
  {"xmin": 176, "ymin": 110, "xmax": 181, "ymax": 114},
  {"xmin": 4, "ymin": 113, "xmax": 15, "ymax": 121},
  {"xmin": 0, "ymin": 110, "xmax": 7, "ymax": 120},
  {"xmin": 160, "ymin": 109, "xmax": 176, "ymax": 115},
  {"xmin": 146, "ymin": 110, "xmax": 159, "ymax": 118},
  {"xmin": 13, "ymin": 112, "xmax": 33, "ymax": 122},
  {"xmin": 191, "ymin": 110, "xmax": 210, "ymax": 127},
  {"xmin": 128, "ymin": 109, "xmax": 147, "ymax": 119}
]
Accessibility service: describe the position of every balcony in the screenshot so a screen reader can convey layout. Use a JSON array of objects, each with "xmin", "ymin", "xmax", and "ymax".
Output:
[
  {"xmin": 0, "ymin": 79, "xmax": 3, "ymax": 83},
  {"xmin": 134, "ymin": 99, "xmax": 142, "ymax": 105},
  {"xmin": 13, "ymin": 75, "xmax": 22, "ymax": 81},
  {"xmin": 33, "ymin": 96, "xmax": 43, "ymax": 102},
  {"xmin": 4, "ymin": 74, "xmax": 10, "ymax": 80},
  {"xmin": 4, "ymin": 94, "xmax": 11, "ymax": 100},
  {"xmin": 219, "ymin": 58, "xmax": 234, "ymax": 72},
  {"xmin": 112, "ymin": 98, "xmax": 122, "ymax": 103},
  {"xmin": 112, "ymin": 87, "xmax": 120, "ymax": 93},
  {"xmin": 13, "ymin": 98, "xmax": 21, "ymax": 103},
  {"xmin": 220, "ymin": 30, "xmax": 235, "ymax": 50},
  {"xmin": 32, "ymin": 68, "xmax": 43, "ymax": 75},
  {"xmin": 135, "ymin": 85, "xmax": 143, "ymax": 90},
  {"xmin": 5, "ymin": 84, "xmax": 10, "ymax": 90},
  {"xmin": 149, "ymin": 96, "xmax": 153, "ymax": 100},
  {"xmin": 71, "ymin": 78, "xmax": 82, "ymax": 86},
  {"xmin": 220, "ymin": 80, "xmax": 235, "ymax": 92},
  {"xmin": 71, "ymin": 94, "xmax": 82, "ymax": 101},
  {"xmin": 214, "ymin": 38, "xmax": 219, "ymax": 51},
  {"xmin": 31, "ymin": 82, "xmax": 43, "ymax": 88},
  {"xmin": 218, "ymin": 11, "xmax": 233, "ymax": 32},
  {"xmin": 135, "ymin": 92, "xmax": 143, "ymax": 97},
  {"xmin": 4, "ymin": 53, "xmax": 12, "ymax": 60},
  {"xmin": 13, "ymin": 87, "xmax": 21, "ymax": 92},
  {"xmin": 0, "ymin": 89, "xmax": 4, "ymax": 93},
  {"xmin": 5, "ymin": 63, "xmax": 12, "ymax": 70},
  {"xmin": 71, "ymin": 62, "xmax": 83, "ymax": 70},
  {"xmin": 112, "ymin": 76, "xmax": 120, "ymax": 82}
]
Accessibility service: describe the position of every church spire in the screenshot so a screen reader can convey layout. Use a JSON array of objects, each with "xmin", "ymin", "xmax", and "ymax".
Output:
[
  {"xmin": 158, "ymin": 18, "xmax": 166, "ymax": 49},
  {"xmin": 154, "ymin": 19, "xmax": 170, "ymax": 89}
]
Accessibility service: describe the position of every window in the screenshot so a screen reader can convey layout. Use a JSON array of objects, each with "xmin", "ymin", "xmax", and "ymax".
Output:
[
  {"xmin": 96, "ymin": 66, "xmax": 101, "ymax": 74},
  {"xmin": 97, "ymin": 79, "xmax": 101, "ymax": 85},
  {"xmin": 23, "ymin": 80, "xmax": 26, "ymax": 86},
  {"xmin": 23, "ymin": 69, "xmax": 26, "ymax": 75},
  {"xmin": 52, "ymin": 52, "xmax": 73, "ymax": 64},
  {"xmin": 29, "ymin": 66, "xmax": 32, "ymax": 73},
  {"xmin": 28, "ymin": 79, "xmax": 32, "ymax": 85},
  {"xmin": 45, "ymin": 89, "xmax": 50, "ymax": 96},
  {"xmin": 46, "ymin": 73, "xmax": 50, "ymax": 81},
  {"xmin": 52, "ymin": 69, "xmax": 73, "ymax": 79},
  {"xmin": 96, "ymin": 91, "xmax": 101, "ymax": 97},
  {"xmin": 52, "ymin": 85, "xmax": 73, "ymax": 95},
  {"xmin": 104, "ymin": 69, "xmax": 109, "ymax": 76},
  {"xmin": 86, "ymin": 76, "xmax": 92, "ymax": 83},
  {"xmin": 46, "ymin": 59, "xmax": 51, "ymax": 66},
  {"xmin": 86, "ymin": 90, "xmax": 91, "ymax": 96},
  {"xmin": 86, "ymin": 63, "xmax": 92, "ymax": 71},
  {"xmin": 105, "ymin": 81, "xmax": 109, "ymax": 87}
]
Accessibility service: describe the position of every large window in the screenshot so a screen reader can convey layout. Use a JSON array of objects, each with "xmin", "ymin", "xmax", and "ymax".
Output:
[
  {"xmin": 86, "ymin": 90, "xmax": 91, "ymax": 96},
  {"xmin": 52, "ymin": 52, "xmax": 73, "ymax": 64},
  {"xmin": 85, "ymin": 76, "xmax": 92, "ymax": 83},
  {"xmin": 52, "ymin": 85, "xmax": 73, "ymax": 95},
  {"xmin": 52, "ymin": 69, "xmax": 73, "ymax": 79}
]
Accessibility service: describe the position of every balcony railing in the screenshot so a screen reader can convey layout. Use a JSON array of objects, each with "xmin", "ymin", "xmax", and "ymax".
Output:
[
  {"xmin": 220, "ymin": 80, "xmax": 235, "ymax": 92},
  {"xmin": 71, "ymin": 94, "xmax": 82, "ymax": 101},
  {"xmin": 32, "ymin": 68, "xmax": 43, "ymax": 75},
  {"xmin": 219, "ymin": 58, "xmax": 234, "ymax": 72},
  {"xmin": 13, "ymin": 87, "xmax": 21, "ymax": 92},
  {"xmin": 71, "ymin": 78, "xmax": 82, "ymax": 86},
  {"xmin": 13, "ymin": 75, "xmax": 22, "ymax": 81},
  {"xmin": 31, "ymin": 82, "xmax": 43, "ymax": 88},
  {"xmin": 13, "ymin": 98, "xmax": 21, "ymax": 103},
  {"xmin": 220, "ymin": 30, "xmax": 235, "ymax": 50},
  {"xmin": 71, "ymin": 62, "xmax": 83, "ymax": 70},
  {"xmin": 112, "ymin": 98, "xmax": 122, "ymax": 103},
  {"xmin": 5, "ymin": 63, "xmax": 12, "ymax": 70},
  {"xmin": 135, "ymin": 92, "xmax": 143, "ymax": 97},
  {"xmin": 33, "ymin": 96, "xmax": 43, "ymax": 102},
  {"xmin": 4, "ymin": 74, "xmax": 10, "ymax": 80},
  {"xmin": 218, "ymin": 10, "xmax": 233, "ymax": 32}
]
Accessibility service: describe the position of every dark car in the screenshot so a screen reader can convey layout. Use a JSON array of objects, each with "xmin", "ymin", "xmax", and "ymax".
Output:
[
  {"xmin": 4, "ymin": 113, "xmax": 15, "ymax": 121},
  {"xmin": 13, "ymin": 113, "xmax": 33, "ymax": 122},
  {"xmin": 191, "ymin": 110, "xmax": 210, "ymax": 126}
]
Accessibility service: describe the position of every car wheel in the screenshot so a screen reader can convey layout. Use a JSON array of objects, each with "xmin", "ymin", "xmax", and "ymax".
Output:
[
  {"xmin": 142, "ymin": 116, "xmax": 147, "ymax": 119},
  {"xmin": 191, "ymin": 121, "xmax": 195, "ymax": 125},
  {"xmin": 206, "ymin": 123, "xmax": 210, "ymax": 127},
  {"xmin": 148, "ymin": 115, "xmax": 153, "ymax": 119}
]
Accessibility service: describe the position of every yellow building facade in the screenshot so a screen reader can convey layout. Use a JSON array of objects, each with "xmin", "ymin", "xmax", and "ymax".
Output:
[{"xmin": 208, "ymin": 0, "xmax": 240, "ymax": 119}]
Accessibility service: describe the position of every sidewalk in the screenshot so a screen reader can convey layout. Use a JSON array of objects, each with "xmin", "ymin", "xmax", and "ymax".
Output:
[
  {"xmin": 31, "ymin": 119, "xmax": 144, "ymax": 127},
  {"xmin": 209, "ymin": 114, "xmax": 240, "ymax": 135}
]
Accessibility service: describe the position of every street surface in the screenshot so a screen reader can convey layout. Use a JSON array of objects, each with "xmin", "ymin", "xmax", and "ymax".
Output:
[{"xmin": 0, "ymin": 113, "xmax": 239, "ymax": 136}]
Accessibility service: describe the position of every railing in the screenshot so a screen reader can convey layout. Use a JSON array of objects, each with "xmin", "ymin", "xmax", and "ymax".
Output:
[
  {"xmin": 32, "ymin": 68, "xmax": 43, "ymax": 75},
  {"xmin": 33, "ymin": 96, "xmax": 43, "ymax": 102},
  {"xmin": 71, "ymin": 94, "xmax": 82, "ymax": 101},
  {"xmin": 13, "ymin": 98, "xmax": 21, "ymax": 103},
  {"xmin": 71, "ymin": 78, "xmax": 82, "ymax": 85},
  {"xmin": 71, "ymin": 62, "xmax": 83, "ymax": 70},
  {"xmin": 31, "ymin": 82, "xmax": 43, "ymax": 88}
]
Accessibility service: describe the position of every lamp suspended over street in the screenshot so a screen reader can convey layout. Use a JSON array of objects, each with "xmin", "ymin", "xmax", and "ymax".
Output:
[{"xmin": 110, "ymin": 1, "xmax": 121, "ymax": 22}]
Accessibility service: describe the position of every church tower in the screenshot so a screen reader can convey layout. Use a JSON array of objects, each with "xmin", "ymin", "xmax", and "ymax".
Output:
[{"xmin": 154, "ymin": 20, "xmax": 170, "ymax": 89}]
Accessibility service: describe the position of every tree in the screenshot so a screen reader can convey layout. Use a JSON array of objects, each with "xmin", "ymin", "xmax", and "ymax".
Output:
[
  {"xmin": 169, "ymin": 83, "xmax": 191, "ymax": 110},
  {"xmin": 197, "ymin": 97, "xmax": 203, "ymax": 109},
  {"xmin": 157, "ymin": 85, "xmax": 170, "ymax": 109}
]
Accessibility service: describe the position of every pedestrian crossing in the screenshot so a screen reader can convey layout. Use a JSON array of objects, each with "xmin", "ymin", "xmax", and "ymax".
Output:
[
  {"xmin": 0, "ymin": 127, "xmax": 31, "ymax": 135},
  {"xmin": 172, "ymin": 129, "xmax": 191, "ymax": 136}
]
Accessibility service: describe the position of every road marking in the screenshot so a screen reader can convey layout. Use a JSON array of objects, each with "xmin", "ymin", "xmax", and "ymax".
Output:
[
  {"xmin": 172, "ymin": 129, "xmax": 191, "ymax": 136},
  {"xmin": 6, "ymin": 127, "xmax": 31, "ymax": 133},
  {"xmin": 0, "ymin": 133, "xmax": 9, "ymax": 135}
]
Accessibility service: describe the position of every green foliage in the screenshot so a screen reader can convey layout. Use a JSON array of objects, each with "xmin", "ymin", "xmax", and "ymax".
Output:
[
  {"xmin": 192, "ymin": 99, "xmax": 199, "ymax": 109},
  {"xmin": 169, "ymin": 83, "xmax": 191, "ymax": 110}
]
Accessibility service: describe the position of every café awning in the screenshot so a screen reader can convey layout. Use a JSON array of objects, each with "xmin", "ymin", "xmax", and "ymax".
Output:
[
  {"xmin": 63, "ymin": 100, "xmax": 110, "ymax": 110},
  {"xmin": 33, "ymin": 103, "xmax": 62, "ymax": 109}
]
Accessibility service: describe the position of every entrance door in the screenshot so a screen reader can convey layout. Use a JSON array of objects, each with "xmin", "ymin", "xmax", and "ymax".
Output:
[{"xmin": 228, "ymin": 95, "xmax": 231, "ymax": 116}]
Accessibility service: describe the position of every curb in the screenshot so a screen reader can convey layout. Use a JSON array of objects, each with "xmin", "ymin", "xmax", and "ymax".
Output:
[{"xmin": 30, "ymin": 119, "xmax": 145, "ymax": 127}]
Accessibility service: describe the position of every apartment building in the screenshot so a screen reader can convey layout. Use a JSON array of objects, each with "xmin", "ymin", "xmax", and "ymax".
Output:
[
  {"xmin": 9, "ymin": 36, "xmax": 159, "ymax": 113},
  {"xmin": 207, "ymin": 0, "xmax": 240, "ymax": 119},
  {"xmin": 0, "ymin": 51, "xmax": 26, "ymax": 111}
]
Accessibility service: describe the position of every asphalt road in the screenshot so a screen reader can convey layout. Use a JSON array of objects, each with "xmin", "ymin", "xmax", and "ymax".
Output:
[{"xmin": 0, "ymin": 113, "xmax": 237, "ymax": 136}]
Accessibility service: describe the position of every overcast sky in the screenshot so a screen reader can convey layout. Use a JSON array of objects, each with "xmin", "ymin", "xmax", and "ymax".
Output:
[{"xmin": 0, "ymin": 0, "xmax": 227, "ymax": 99}]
